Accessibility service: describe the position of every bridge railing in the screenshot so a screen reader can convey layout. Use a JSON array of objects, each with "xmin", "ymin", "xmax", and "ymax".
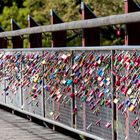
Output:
[
  {"xmin": 0, "ymin": 11, "xmax": 140, "ymax": 38},
  {"xmin": 0, "ymin": 46, "xmax": 139, "ymax": 140}
]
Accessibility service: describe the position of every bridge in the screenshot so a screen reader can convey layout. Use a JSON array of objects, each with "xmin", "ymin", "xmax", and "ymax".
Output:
[
  {"xmin": 0, "ymin": 108, "xmax": 75, "ymax": 140},
  {"xmin": 0, "ymin": 1, "xmax": 139, "ymax": 140}
]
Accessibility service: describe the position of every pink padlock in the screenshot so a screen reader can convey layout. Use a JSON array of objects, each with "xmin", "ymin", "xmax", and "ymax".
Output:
[
  {"xmin": 98, "ymin": 92, "xmax": 103, "ymax": 98},
  {"xmin": 105, "ymin": 122, "xmax": 111, "ymax": 128},
  {"xmin": 95, "ymin": 119, "xmax": 101, "ymax": 126}
]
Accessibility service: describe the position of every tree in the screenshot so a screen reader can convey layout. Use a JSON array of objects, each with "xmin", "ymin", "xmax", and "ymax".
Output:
[{"xmin": 0, "ymin": 0, "xmax": 24, "ymax": 13}]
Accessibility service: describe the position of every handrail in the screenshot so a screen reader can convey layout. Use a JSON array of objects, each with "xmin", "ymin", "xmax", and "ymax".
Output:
[
  {"xmin": 0, "ymin": 12, "xmax": 140, "ymax": 38},
  {"xmin": 0, "ymin": 46, "xmax": 140, "ymax": 52}
]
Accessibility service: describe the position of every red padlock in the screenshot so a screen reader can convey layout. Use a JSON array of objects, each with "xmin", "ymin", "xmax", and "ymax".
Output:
[
  {"xmin": 73, "ymin": 107, "xmax": 78, "ymax": 114},
  {"xmin": 118, "ymin": 54, "xmax": 122, "ymax": 61},
  {"xmin": 73, "ymin": 78, "xmax": 79, "ymax": 84},
  {"xmin": 69, "ymin": 93, "xmax": 75, "ymax": 98},
  {"xmin": 131, "ymin": 117, "xmax": 139, "ymax": 127},
  {"xmin": 118, "ymin": 101, "xmax": 124, "ymax": 110},
  {"xmin": 122, "ymin": 87, "xmax": 128, "ymax": 95},
  {"xmin": 115, "ymin": 80, "xmax": 120, "ymax": 86}
]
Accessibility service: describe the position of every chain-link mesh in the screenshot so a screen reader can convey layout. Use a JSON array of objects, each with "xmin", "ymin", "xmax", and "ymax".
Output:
[
  {"xmin": 43, "ymin": 51, "xmax": 73, "ymax": 126},
  {"xmin": 0, "ymin": 48, "xmax": 139, "ymax": 140},
  {"xmin": 114, "ymin": 50, "xmax": 140, "ymax": 140},
  {"xmin": 74, "ymin": 51, "xmax": 112, "ymax": 140},
  {"xmin": 21, "ymin": 51, "xmax": 44, "ymax": 116},
  {"xmin": 0, "ymin": 51, "xmax": 6, "ymax": 103}
]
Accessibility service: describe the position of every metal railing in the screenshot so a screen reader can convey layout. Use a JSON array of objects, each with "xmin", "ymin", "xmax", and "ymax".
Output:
[
  {"xmin": 0, "ymin": 11, "xmax": 140, "ymax": 38},
  {"xmin": 0, "ymin": 46, "xmax": 139, "ymax": 140}
]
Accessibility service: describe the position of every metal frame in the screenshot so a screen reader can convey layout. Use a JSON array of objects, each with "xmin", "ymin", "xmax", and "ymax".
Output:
[
  {"xmin": 0, "ymin": 12, "xmax": 140, "ymax": 38},
  {"xmin": 1, "ymin": 46, "xmax": 140, "ymax": 51},
  {"xmin": 0, "ymin": 46, "xmax": 139, "ymax": 140}
]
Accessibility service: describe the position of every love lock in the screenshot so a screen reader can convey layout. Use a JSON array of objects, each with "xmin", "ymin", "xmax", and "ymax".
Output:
[
  {"xmin": 73, "ymin": 107, "xmax": 78, "ymax": 115},
  {"xmin": 128, "ymin": 104, "xmax": 136, "ymax": 112},
  {"xmin": 95, "ymin": 118, "xmax": 101, "ymax": 126},
  {"xmin": 98, "ymin": 92, "xmax": 103, "ymax": 98},
  {"xmin": 118, "ymin": 101, "xmax": 124, "ymax": 110},
  {"xmin": 131, "ymin": 117, "xmax": 139, "ymax": 127},
  {"xmin": 105, "ymin": 122, "xmax": 111, "ymax": 128}
]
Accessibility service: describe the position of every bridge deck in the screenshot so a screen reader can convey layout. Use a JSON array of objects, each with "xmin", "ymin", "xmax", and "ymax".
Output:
[{"xmin": 0, "ymin": 109, "xmax": 75, "ymax": 140}]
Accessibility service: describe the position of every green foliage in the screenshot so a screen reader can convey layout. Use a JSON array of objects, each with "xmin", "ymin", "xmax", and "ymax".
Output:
[{"xmin": 0, "ymin": 0, "xmax": 125, "ymax": 46}]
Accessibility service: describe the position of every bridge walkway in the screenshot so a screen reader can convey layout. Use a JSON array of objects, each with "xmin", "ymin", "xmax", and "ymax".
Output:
[{"xmin": 0, "ymin": 109, "xmax": 75, "ymax": 140}]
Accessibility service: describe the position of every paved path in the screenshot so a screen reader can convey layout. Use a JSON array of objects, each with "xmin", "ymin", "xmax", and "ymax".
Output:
[{"xmin": 0, "ymin": 109, "xmax": 75, "ymax": 140}]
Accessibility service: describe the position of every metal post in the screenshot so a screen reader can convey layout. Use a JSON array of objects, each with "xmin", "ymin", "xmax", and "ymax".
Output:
[
  {"xmin": 111, "ymin": 50, "xmax": 117, "ymax": 140},
  {"xmin": 71, "ymin": 51, "xmax": 75, "ymax": 128},
  {"xmin": 50, "ymin": 10, "xmax": 67, "ymax": 130},
  {"xmin": 125, "ymin": 0, "xmax": 140, "ymax": 45},
  {"xmin": 0, "ymin": 27, "xmax": 7, "ymax": 48},
  {"xmin": 11, "ymin": 19, "xmax": 23, "ymax": 48},
  {"xmin": 81, "ymin": 2, "xmax": 100, "ymax": 46},
  {"xmin": 28, "ymin": 15, "xmax": 42, "ymax": 48},
  {"xmin": 51, "ymin": 10, "xmax": 67, "ymax": 47},
  {"xmin": 42, "ymin": 51, "xmax": 45, "ymax": 117}
]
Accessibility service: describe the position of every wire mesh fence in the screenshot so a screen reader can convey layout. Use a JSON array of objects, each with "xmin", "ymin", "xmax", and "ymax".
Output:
[{"xmin": 0, "ymin": 47, "xmax": 139, "ymax": 140}]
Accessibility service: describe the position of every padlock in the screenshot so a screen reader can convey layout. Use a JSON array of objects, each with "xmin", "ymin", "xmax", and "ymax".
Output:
[
  {"xmin": 73, "ymin": 107, "xmax": 78, "ymax": 114},
  {"xmin": 100, "ymin": 99, "xmax": 105, "ymax": 106},
  {"xmin": 74, "ymin": 54, "xmax": 82, "ymax": 61},
  {"xmin": 97, "ymin": 76, "xmax": 103, "ymax": 82},
  {"xmin": 49, "ymin": 111, "xmax": 54, "ymax": 116},
  {"xmin": 113, "ymin": 98, "xmax": 119, "ymax": 104},
  {"xmin": 125, "ymin": 99, "xmax": 131, "ymax": 108},
  {"xmin": 90, "ymin": 104, "xmax": 96, "ymax": 110},
  {"xmin": 95, "ymin": 118, "xmax": 101, "ymax": 126},
  {"xmin": 99, "ymin": 80, "xmax": 104, "ymax": 87},
  {"xmin": 96, "ymin": 99, "xmax": 101, "ymax": 105},
  {"xmin": 32, "ymin": 94, "xmax": 37, "ymax": 100},
  {"xmin": 131, "ymin": 117, "xmax": 139, "ymax": 127},
  {"xmin": 105, "ymin": 99, "xmax": 111, "ymax": 108},
  {"xmin": 103, "ymin": 88, "xmax": 110, "ymax": 94},
  {"xmin": 69, "ymin": 93, "xmax": 75, "ymax": 98},
  {"xmin": 122, "ymin": 107, "xmax": 128, "ymax": 117},
  {"xmin": 122, "ymin": 87, "xmax": 128, "ymax": 95},
  {"xmin": 118, "ymin": 101, "xmax": 124, "ymax": 110},
  {"xmin": 89, "ymin": 90, "xmax": 95, "ymax": 96},
  {"xmin": 86, "ymin": 123, "xmax": 93, "ymax": 130},
  {"xmin": 98, "ymin": 92, "xmax": 103, "ymax": 98},
  {"xmin": 128, "ymin": 104, "xmax": 136, "ymax": 112},
  {"xmin": 93, "ymin": 61, "xmax": 98, "ymax": 67},
  {"xmin": 55, "ymin": 94, "xmax": 62, "ymax": 102},
  {"xmin": 127, "ymin": 88, "xmax": 133, "ymax": 95},
  {"xmin": 66, "ymin": 79, "xmax": 72, "ymax": 86},
  {"xmin": 105, "ymin": 122, "xmax": 111, "ymax": 128},
  {"xmin": 73, "ymin": 78, "xmax": 79, "ymax": 84},
  {"xmin": 55, "ymin": 113, "xmax": 60, "ymax": 120},
  {"xmin": 81, "ymin": 96, "xmax": 87, "ymax": 102},
  {"xmin": 41, "ymin": 60, "xmax": 46, "ymax": 65},
  {"xmin": 115, "ymin": 79, "xmax": 120, "ymax": 86}
]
